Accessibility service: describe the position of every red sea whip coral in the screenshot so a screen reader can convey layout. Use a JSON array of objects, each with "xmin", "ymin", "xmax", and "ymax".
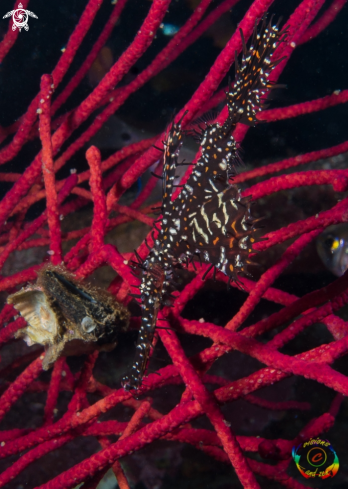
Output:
[{"xmin": 0, "ymin": 0, "xmax": 347, "ymax": 488}]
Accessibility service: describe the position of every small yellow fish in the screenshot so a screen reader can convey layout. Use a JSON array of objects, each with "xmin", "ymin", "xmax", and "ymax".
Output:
[{"xmin": 316, "ymin": 224, "xmax": 348, "ymax": 276}]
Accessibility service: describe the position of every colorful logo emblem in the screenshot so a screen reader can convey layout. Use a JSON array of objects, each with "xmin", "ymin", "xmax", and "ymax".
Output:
[{"xmin": 292, "ymin": 437, "xmax": 339, "ymax": 479}]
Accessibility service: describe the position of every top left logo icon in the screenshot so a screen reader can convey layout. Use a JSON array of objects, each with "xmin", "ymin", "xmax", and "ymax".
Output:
[{"xmin": 3, "ymin": 2, "xmax": 38, "ymax": 32}]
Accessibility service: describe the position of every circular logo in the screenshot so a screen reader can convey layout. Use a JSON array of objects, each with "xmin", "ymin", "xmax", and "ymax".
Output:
[
  {"xmin": 292, "ymin": 438, "xmax": 339, "ymax": 479},
  {"xmin": 13, "ymin": 8, "xmax": 29, "ymax": 31}
]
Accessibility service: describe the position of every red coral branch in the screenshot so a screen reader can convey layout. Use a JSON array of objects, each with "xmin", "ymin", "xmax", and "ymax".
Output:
[
  {"xmin": 158, "ymin": 323, "xmax": 260, "ymax": 488},
  {"xmin": 259, "ymin": 89, "xmax": 348, "ymax": 122},
  {"xmin": 39, "ymin": 74, "xmax": 62, "ymax": 264},
  {"xmin": 111, "ymin": 400, "xmax": 151, "ymax": 489},
  {"xmin": 86, "ymin": 146, "xmax": 107, "ymax": 252},
  {"xmin": 235, "ymin": 140, "xmax": 348, "ymax": 183},
  {"xmin": 298, "ymin": 0, "xmax": 347, "ymax": 44},
  {"xmin": 0, "ymin": 174, "xmax": 77, "ymax": 271},
  {"xmin": 0, "ymin": 0, "xmax": 103, "ymax": 166},
  {"xmin": 43, "ymin": 357, "xmax": 65, "ymax": 425},
  {"xmin": 0, "ymin": 356, "xmax": 43, "ymax": 423}
]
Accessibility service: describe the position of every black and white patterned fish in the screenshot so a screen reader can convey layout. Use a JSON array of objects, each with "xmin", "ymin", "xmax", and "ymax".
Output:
[{"xmin": 123, "ymin": 17, "xmax": 286, "ymax": 391}]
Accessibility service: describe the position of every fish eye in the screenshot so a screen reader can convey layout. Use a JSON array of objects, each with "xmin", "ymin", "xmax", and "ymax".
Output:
[
  {"xmin": 331, "ymin": 238, "xmax": 341, "ymax": 251},
  {"xmin": 324, "ymin": 235, "xmax": 340, "ymax": 252}
]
